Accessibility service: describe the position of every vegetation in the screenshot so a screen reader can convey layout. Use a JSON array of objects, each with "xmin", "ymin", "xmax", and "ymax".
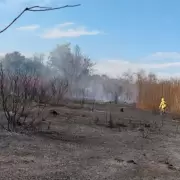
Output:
[
  {"xmin": 136, "ymin": 71, "xmax": 180, "ymax": 113},
  {"xmin": 0, "ymin": 42, "xmax": 179, "ymax": 132}
]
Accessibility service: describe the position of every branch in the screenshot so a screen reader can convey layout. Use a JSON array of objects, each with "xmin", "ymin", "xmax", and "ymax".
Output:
[
  {"xmin": 0, "ymin": 4, "xmax": 81, "ymax": 34},
  {"xmin": 28, "ymin": 4, "xmax": 81, "ymax": 12}
]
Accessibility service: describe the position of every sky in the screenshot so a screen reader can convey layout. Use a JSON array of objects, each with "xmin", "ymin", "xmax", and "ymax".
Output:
[{"xmin": 1, "ymin": 0, "xmax": 180, "ymax": 78}]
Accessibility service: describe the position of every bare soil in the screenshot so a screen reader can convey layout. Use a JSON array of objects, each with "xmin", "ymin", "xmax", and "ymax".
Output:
[{"xmin": 0, "ymin": 102, "xmax": 180, "ymax": 180}]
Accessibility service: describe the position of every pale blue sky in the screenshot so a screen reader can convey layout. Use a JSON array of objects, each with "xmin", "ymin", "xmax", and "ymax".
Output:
[{"xmin": 1, "ymin": 0, "xmax": 180, "ymax": 78}]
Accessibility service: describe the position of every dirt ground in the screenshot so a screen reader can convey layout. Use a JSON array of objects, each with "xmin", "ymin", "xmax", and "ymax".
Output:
[{"xmin": 1, "ymin": 102, "xmax": 180, "ymax": 180}]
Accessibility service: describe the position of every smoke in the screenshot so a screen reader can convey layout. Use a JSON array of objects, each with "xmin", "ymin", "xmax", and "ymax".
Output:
[
  {"xmin": 1, "ymin": 45, "xmax": 138, "ymax": 104},
  {"xmin": 70, "ymin": 73, "xmax": 138, "ymax": 103}
]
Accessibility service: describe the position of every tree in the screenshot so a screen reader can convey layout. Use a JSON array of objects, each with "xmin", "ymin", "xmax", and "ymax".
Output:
[
  {"xmin": 103, "ymin": 76, "xmax": 123, "ymax": 103},
  {"xmin": 48, "ymin": 43, "xmax": 94, "ymax": 97},
  {"xmin": 50, "ymin": 77, "xmax": 69, "ymax": 104},
  {"xmin": 24, "ymin": 54, "xmax": 47, "ymax": 77},
  {"xmin": 2, "ymin": 51, "xmax": 26, "ymax": 72},
  {"xmin": 1, "ymin": 52, "xmax": 48, "ymax": 77},
  {"xmin": 0, "ymin": 62, "xmax": 37, "ymax": 131},
  {"xmin": 148, "ymin": 72, "xmax": 157, "ymax": 83}
]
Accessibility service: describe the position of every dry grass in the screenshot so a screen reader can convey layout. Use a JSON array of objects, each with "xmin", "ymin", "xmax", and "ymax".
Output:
[
  {"xmin": 0, "ymin": 101, "xmax": 180, "ymax": 179},
  {"xmin": 137, "ymin": 75, "xmax": 180, "ymax": 114}
]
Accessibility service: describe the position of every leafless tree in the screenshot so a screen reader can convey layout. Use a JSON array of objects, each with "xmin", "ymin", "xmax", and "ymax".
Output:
[
  {"xmin": 0, "ymin": 63, "xmax": 35, "ymax": 131},
  {"xmin": 50, "ymin": 77, "xmax": 68, "ymax": 104},
  {"xmin": 48, "ymin": 44, "xmax": 94, "ymax": 98},
  {"xmin": 103, "ymin": 77, "xmax": 123, "ymax": 104},
  {"xmin": 0, "ymin": 63, "xmax": 52, "ymax": 132},
  {"xmin": 79, "ymin": 88, "xmax": 87, "ymax": 107}
]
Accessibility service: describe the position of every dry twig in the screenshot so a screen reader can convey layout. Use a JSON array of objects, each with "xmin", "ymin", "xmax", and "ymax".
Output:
[{"xmin": 0, "ymin": 4, "xmax": 81, "ymax": 34}]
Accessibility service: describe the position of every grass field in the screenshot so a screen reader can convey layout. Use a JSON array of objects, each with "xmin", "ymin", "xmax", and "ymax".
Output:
[{"xmin": 0, "ymin": 101, "xmax": 180, "ymax": 180}]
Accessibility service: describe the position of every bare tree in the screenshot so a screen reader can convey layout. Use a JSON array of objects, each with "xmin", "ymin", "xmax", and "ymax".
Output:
[
  {"xmin": 0, "ymin": 62, "xmax": 52, "ymax": 132},
  {"xmin": 49, "ymin": 44, "xmax": 94, "ymax": 98},
  {"xmin": 0, "ymin": 63, "xmax": 36, "ymax": 131},
  {"xmin": 121, "ymin": 71, "xmax": 138, "ymax": 103},
  {"xmin": 50, "ymin": 77, "xmax": 68, "ymax": 104},
  {"xmin": 103, "ymin": 77, "xmax": 123, "ymax": 104}
]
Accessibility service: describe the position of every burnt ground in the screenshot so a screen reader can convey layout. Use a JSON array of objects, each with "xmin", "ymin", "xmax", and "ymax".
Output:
[{"xmin": 1, "ymin": 102, "xmax": 180, "ymax": 180}]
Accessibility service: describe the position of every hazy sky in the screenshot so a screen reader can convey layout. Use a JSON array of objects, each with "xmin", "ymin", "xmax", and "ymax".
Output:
[{"xmin": 1, "ymin": 0, "xmax": 180, "ymax": 78}]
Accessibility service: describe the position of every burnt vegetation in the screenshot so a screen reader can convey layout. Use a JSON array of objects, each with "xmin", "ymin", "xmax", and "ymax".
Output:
[
  {"xmin": 0, "ymin": 42, "xmax": 180, "ymax": 179},
  {"xmin": 1, "ymin": 4, "xmax": 180, "ymax": 179}
]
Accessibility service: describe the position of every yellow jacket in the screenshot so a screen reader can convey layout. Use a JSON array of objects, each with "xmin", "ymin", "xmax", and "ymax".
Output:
[{"xmin": 159, "ymin": 97, "xmax": 166, "ymax": 110}]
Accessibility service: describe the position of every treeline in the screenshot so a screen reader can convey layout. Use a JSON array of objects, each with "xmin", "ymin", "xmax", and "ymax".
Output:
[
  {"xmin": 2, "ymin": 42, "xmax": 178, "ymax": 113},
  {"xmin": 1, "ymin": 42, "xmax": 180, "ymax": 131},
  {"xmin": 0, "ymin": 43, "xmax": 135, "ymax": 103}
]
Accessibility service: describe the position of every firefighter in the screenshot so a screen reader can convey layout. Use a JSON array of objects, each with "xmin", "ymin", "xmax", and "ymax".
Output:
[{"xmin": 159, "ymin": 97, "xmax": 167, "ymax": 114}]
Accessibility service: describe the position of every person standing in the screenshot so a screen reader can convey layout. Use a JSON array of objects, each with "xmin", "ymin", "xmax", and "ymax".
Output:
[{"xmin": 159, "ymin": 97, "xmax": 167, "ymax": 115}]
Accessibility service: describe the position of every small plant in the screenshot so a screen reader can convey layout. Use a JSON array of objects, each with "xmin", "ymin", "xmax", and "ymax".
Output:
[
  {"xmin": 152, "ymin": 107, "xmax": 158, "ymax": 115},
  {"xmin": 47, "ymin": 122, "xmax": 51, "ymax": 130},
  {"xmin": 139, "ymin": 125, "xmax": 150, "ymax": 138},
  {"xmin": 108, "ymin": 112, "xmax": 114, "ymax": 128},
  {"xmin": 94, "ymin": 116, "xmax": 99, "ymax": 124},
  {"xmin": 91, "ymin": 99, "xmax": 96, "ymax": 112},
  {"xmin": 175, "ymin": 121, "xmax": 179, "ymax": 135},
  {"xmin": 161, "ymin": 112, "xmax": 166, "ymax": 127}
]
